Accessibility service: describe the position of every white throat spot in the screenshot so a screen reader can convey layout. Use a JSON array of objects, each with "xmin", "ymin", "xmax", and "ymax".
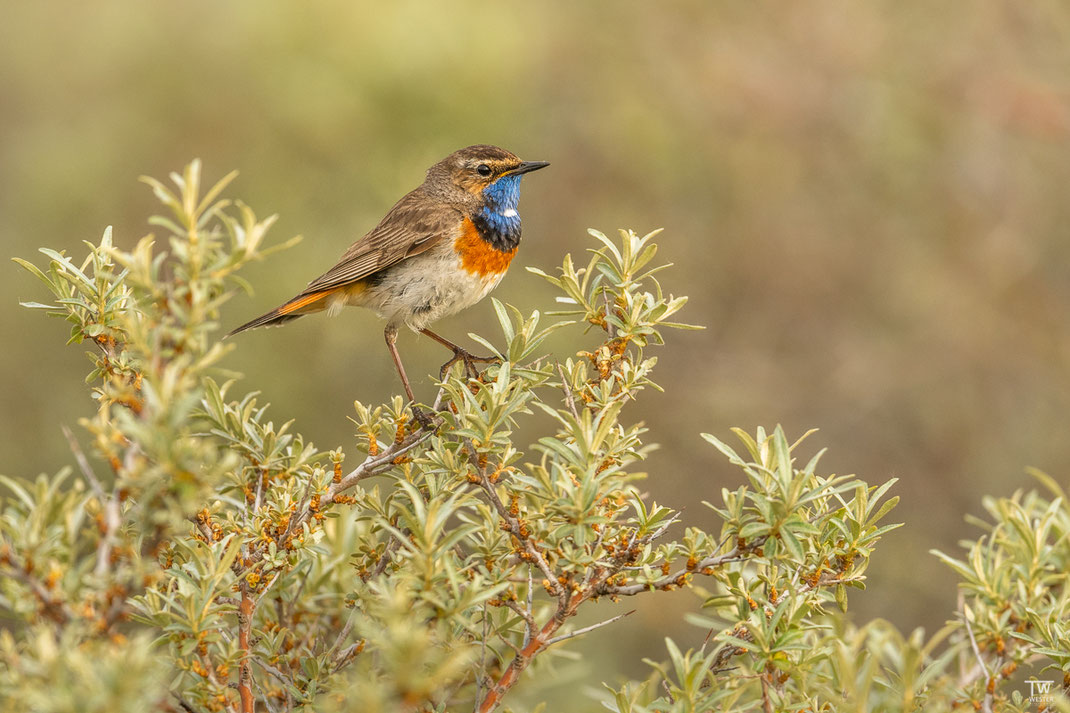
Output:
[{"xmin": 501, "ymin": 208, "xmax": 518, "ymax": 218}]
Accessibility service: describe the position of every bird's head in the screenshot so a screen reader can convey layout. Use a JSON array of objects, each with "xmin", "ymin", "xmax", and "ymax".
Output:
[{"xmin": 429, "ymin": 145, "xmax": 549, "ymax": 202}]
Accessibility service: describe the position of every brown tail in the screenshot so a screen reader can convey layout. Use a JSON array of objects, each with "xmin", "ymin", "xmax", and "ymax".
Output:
[{"xmin": 226, "ymin": 290, "xmax": 332, "ymax": 338}]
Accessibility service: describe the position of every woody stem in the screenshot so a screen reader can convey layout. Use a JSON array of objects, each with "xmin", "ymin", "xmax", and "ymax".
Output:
[
  {"xmin": 477, "ymin": 592, "xmax": 587, "ymax": 713},
  {"xmin": 238, "ymin": 585, "xmax": 255, "ymax": 713}
]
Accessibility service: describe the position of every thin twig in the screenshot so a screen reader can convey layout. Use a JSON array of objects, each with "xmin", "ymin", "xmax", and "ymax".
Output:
[
  {"xmin": 581, "ymin": 533, "xmax": 609, "ymax": 588},
  {"xmin": 495, "ymin": 631, "xmax": 522, "ymax": 655},
  {"xmin": 0, "ymin": 559, "xmax": 74, "ymax": 625},
  {"xmin": 195, "ymin": 651, "xmax": 228, "ymax": 698},
  {"xmin": 333, "ymin": 427, "xmax": 433, "ymax": 491},
  {"xmin": 62, "ymin": 425, "xmax": 121, "ymax": 577},
  {"xmin": 172, "ymin": 693, "xmax": 200, "ymax": 713},
  {"xmin": 642, "ymin": 514, "xmax": 681, "ymax": 544},
  {"xmin": 962, "ymin": 604, "xmax": 994, "ymax": 713},
  {"xmin": 330, "ymin": 642, "xmax": 364, "ymax": 675},
  {"xmin": 61, "ymin": 425, "xmax": 105, "ymax": 496},
  {"xmin": 253, "ymin": 658, "xmax": 294, "ymax": 688},
  {"xmin": 556, "ymin": 363, "xmax": 580, "ymax": 420},
  {"xmin": 503, "ymin": 600, "xmax": 536, "ymax": 646},
  {"xmin": 367, "ymin": 535, "xmax": 404, "ymax": 580},
  {"xmin": 962, "ymin": 607, "xmax": 989, "ymax": 678},
  {"xmin": 525, "ymin": 566, "xmax": 534, "ymax": 645},
  {"xmin": 252, "ymin": 469, "xmax": 264, "ymax": 516},
  {"xmin": 760, "ymin": 675, "xmax": 775, "ymax": 713},
  {"xmin": 602, "ymin": 292, "xmax": 617, "ymax": 339},
  {"xmin": 252, "ymin": 674, "xmax": 279, "ymax": 713},
  {"xmin": 325, "ymin": 609, "xmax": 356, "ymax": 662},
  {"xmin": 660, "ymin": 679, "xmax": 675, "ymax": 704},
  {"xmin": 191, "ymin": 515, "xmax": 215, "ymax": 546},
  {"xmin": 475, "ymin": 604, "xmax": 489, "ymax": 713},
  {"xmin": 252, "ymin": 570, "xmax": 282, "ymax": 606},
  {"xmin": 545, "ymin": 609, "xmax": 635, "ymax": 646},
  {"xmin": 710, "ymin": 627, "xmax": 753, "ymax": 674}
]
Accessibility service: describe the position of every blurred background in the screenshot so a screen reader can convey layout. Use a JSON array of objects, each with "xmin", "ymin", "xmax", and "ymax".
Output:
[{"xmin": 3, "ymin": 0, "xmax": 1070, "ymax": 705}]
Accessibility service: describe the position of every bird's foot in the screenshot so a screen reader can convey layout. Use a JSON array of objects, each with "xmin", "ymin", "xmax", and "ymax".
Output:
[
  {"xmin": 410, "ymin": 405, "xmax": 437, "ymax": 430},
  {"xmin": 439, "ymin": 348, "xmax": 501, "ymax": 381}
]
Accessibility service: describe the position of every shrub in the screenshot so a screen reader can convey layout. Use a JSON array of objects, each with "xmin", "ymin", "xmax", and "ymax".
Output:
[{"xmin": 3, "ymin": 163, "xmax": 1066, "ymax": 712}]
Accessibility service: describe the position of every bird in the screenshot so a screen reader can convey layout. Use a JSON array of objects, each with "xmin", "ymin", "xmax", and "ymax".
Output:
[{"xmin": 228, "ymin": 144, "xmax": 549, "ymax": 403}]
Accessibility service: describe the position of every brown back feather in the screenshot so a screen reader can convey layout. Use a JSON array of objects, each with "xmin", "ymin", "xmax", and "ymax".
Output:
[{"xmin": 301, "ymin": 190, "xmax": 460, "ymax": 295}]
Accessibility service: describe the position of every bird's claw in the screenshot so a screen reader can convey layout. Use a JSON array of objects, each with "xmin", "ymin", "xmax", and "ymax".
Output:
[
  {"xmin": 439, "ymin": 349, "xmax": 501, "ymax": 381},
  {"xmin": 410, "ymin": 405, "xmax": 437, "ymax": 430}
]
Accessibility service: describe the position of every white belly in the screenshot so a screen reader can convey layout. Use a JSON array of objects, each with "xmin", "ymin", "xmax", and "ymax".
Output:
[{"xmin": 348, "ymin": 248, "xmax": 507, "ymax": 331}]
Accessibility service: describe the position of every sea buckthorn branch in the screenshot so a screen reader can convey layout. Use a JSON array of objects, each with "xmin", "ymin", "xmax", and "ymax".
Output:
[
  {"xmin": 597, "ymin": 545, "xmax": 752, "ymax": 597},
  {"xmin": 4, "ymin": 168, "xmax": 283, "ymax": 673},
  {"xmin": 236, "ymin": 584, "xmax": 256, "ymax": 713},
  {"xmin": 930, "ymin": 481, "xmax": 1070, "ymax": 711},
  {"xmin": 254, "ymin": 419, "xmax": 437, "ymax": 566},
  {"xmin": 5, "ymin": 167, "xmax": 926, "ymax": 713},
  {"xmin": 477, "ymin": 588, "xmax": 589, "ymax": 713},
  {"xmin": 467, "ymin": 448, "xmax": 730, "ymax": 711},
  {"xmin": 6, "ymin": 164, "xmax": 301, "ymax": 713},
  {"xmin": 464, "ymin": 442, "xmax": 565, "ymax": 604},
  {"xmin": 449, "ymin": 243, "xmax": 710, "ymax": 711},
  {"xmin": 60, "ymin": 424, "xmax": 127, "ymax": 591},
  {"xmin": 219, "ymin": 401, "xmax": 442, "ymax": 713},
  {"xmin": 0, "ymin": 549, "xmax": 76, "ymax": 626}
]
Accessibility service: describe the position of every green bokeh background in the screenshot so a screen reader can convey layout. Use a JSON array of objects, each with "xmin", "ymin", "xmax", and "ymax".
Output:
[{"xmin": 4, "ymin": 0, "xmax": 1070, "ymax": 703}]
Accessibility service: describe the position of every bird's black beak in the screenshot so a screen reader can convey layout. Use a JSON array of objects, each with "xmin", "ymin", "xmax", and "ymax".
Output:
[{"xmin": 508, "ymin": 161, "xmax": 550, "ymax": 176}]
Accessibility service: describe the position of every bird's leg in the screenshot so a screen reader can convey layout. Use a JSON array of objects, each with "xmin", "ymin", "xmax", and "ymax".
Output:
[
  {"xmin": 384, "ymin": 325, "xmax": 433, "ymax": 426},
  {"xmin": 419, "ymin": 328, "xmax": 500, "ymax": 380},
  {"xmin": 384, "ymin": 324, "xmax": 416, "ymax": 401}
]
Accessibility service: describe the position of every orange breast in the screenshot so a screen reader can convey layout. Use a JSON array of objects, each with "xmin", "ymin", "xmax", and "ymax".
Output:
[{"xmin": 455, "ymin": 216, "xmax": 517, "ymax": 277}]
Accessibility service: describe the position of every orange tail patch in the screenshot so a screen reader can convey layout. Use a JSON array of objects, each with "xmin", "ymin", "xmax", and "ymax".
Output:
[
  {"xmin": 279, "ymin": 290, "xmax": 332, "ymax": 315},
  {"xmin": 455, "ymin": 217, "xmax": 517, "ymax": 277}
]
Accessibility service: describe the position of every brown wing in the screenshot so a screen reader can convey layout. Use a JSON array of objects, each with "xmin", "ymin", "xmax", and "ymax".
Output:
[
  {"xmin": 300, "ymin": 189, "xmax": 460, "ymax": 295},
  {"xmin": 226, "ymin": 189, "xmax": 460, "ymax": 337}
]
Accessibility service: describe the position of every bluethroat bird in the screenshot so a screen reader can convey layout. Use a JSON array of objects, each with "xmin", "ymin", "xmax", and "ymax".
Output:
[{"xmin": 228, "ymin": 145, "xmax": 549, "ymax": 403}]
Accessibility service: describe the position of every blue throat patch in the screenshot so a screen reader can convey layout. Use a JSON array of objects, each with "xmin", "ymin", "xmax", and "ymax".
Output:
[{"xmin": 474, "ymin": 174, "xmax": 523, "ymax": 251}]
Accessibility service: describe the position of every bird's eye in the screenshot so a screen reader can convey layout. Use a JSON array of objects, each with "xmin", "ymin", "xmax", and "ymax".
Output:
[{"xmin": 477, "ymin": 164, "xmax": 492, "ymax": 177}]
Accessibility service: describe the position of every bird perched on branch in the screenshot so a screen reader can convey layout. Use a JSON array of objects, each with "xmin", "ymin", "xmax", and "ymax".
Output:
[{"xmin": 228, "ymin": 145, "xmax": 549, "ymax": 402}]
